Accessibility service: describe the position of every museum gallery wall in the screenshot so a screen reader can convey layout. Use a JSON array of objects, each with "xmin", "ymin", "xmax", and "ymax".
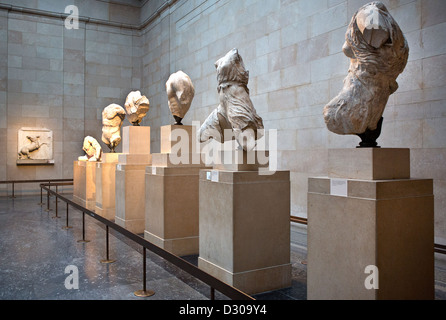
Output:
[{"xmin": 0, "ymin": 0, "xmax": 445, "ymax": 247}]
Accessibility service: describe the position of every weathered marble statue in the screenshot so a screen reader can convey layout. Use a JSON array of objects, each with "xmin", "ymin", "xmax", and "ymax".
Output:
[
  {"xmin": 323, "ymin": 1, "xmax": 409, "ymax": 147},
  {"xmin": 18, "ymin": 135, "xmax": 48, "ymax": 159},
  {"xmin": 199, "ymin": 48, "xmax": 264, "ymax": 151},
  {"xmin": 166, "ymin": 71, "xmax": 195, "ymax": 125},
  {"xmin": 78, "ymin": 136, "xmax": 102, "ymax": 162},
  {"xmin": 124, "ymin": 91, "xmax": 150, "ymax": 126},
  {"xmin": 102, "ymin": 104, "xmax": 126, "ymax": 153}
]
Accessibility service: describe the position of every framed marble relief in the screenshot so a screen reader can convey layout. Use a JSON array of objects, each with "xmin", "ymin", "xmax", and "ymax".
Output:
[{"xmin": 17, "ymin": 127, "xmax": 54, "ymax": 165}]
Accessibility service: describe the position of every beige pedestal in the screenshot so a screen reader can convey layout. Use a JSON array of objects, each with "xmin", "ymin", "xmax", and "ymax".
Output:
[
  {"xmin": 198, "ymin": 169, "xmax": 292, "ymax": 295},
  {"xmin": 160, "ymin": 125, "xmax": 196, "ymax": 154},
  {"xmin": 95, "ymin": 153, "xmax": 120, "ymax": 220},
  {"xmin": 144, "ymin": 166, "xmax": 203, "ymax": 256},
  {"xmin": 114, "ymin": 126, "xmax": 151, "ymax": 235},
  {"xmin": 144, "ymin": 125, "xmax": 206, "ymax": 256},
  {"xmin": 307, "ymin": 148, "xmax": 434, "ymax": 300},
  {"xmin": 122, "ymin": 126, "xmax": 151, "ymax": 154},
  {"xmin": 73, "ymin": 160, "xmax": 97, "ymax": 210}
]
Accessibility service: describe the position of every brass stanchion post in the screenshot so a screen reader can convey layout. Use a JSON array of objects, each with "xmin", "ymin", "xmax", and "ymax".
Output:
[
  {"xmin": 45, "ymin": 188, "xmax": 51, "ymax": 212},
  {"xmin": 62, "ymin": 202, "xmax": 72, "ymax": 230},
  {"xmin": 134, "ymin": 247, "xmax": 155, "ymax": 298},
  {"xmin": 77, "ymin": 212, "xmax": 90, "ymax": 243},
  {"xmin": 100, "ymin": 225, "xmax": 116, "ymax": 264},
  {"xmin": 51, "ymin": 194, "xmax": 60, "ymax": 219}
]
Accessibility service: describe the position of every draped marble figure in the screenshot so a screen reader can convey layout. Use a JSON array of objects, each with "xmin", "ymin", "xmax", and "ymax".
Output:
[
  {"xmin": 102, "ymin": 104, "xmax": 126, "ymax": 153},
  {"xmin": 166, "ymin": 71, "xmax": 195, "ymax": 125},
  {"xmin": 199, "ymin": 48, "xmax": 264, "ymax": 151},
  {"xmin": 323, "ymin": 1, "xmax": 409, "ymax": 147}
]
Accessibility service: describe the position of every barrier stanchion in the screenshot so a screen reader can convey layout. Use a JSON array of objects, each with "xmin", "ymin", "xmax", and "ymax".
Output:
[
  {"xmin": 62, "ymin": 202, "xmax": 73, "ymax": 230},
  {"xmin": 45, "ymin": 188, "xmax": 51, "ymax": 212},
  {"xmin": 77, "ymin": 212, "xmax": 90, "ymax": 243},
  {"xmin": 10, "ymin": 183, "xmax": 16, "ymax": 199},
  {"xmin": 134, "ymin": 247, "xmax": 155, "ymax": 298},
  {"xmin": 38, "ymin": 187, "xmax": 44, "ymax": 205},
  {"xmin": 100, "ymin": 225, "xmax": 116, "ymax": 264},
  {"xmin": 51, "ymin": 194, "xmax": 60, "ymax": 219}
]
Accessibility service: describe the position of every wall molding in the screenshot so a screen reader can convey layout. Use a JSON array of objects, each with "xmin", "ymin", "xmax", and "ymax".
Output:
[{"xmin": 0, "ymin": 0, "xmax": 179, "ymax": 31}]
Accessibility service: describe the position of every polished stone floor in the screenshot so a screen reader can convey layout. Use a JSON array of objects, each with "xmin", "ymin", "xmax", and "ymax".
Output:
[{"xmin": 0, "ymin": 195, "xmax": 445, "ymax": 301}]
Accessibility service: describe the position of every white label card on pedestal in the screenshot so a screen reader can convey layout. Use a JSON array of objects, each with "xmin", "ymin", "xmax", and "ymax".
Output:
[
  {"xmin": 152, "ymin": 167, "xmax": 156, "ymax": 175},
  {"xmin": 211, "ymin": 170, "xmax": 219, "ymax": 183},
  {"xmin": 117, "ymin": 164, "xmax": 122, "ymax": 171},
  {"xmin": 206, "ymin": 171, "xmax": 212, "ymax": 181},
  {"xmin": 330, "ymin": 178, "xmax": 348, "ymax": 197}
]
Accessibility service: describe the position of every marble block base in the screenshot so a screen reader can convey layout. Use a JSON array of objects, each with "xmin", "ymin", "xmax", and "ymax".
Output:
[
  {"xmin": 73, "ymin": 160, "xmax": 96, "ymax": 210},
  {"xmin": 144, "ymin": 166, "xmax": 203, "ymax": 256},
  {"xmin": 307, "ymin": 148, "xmax": 434, "ymax": 300},
  {"xmin": 95, "ymin": 153, "xmax": 121, "ymax": 220},
  {"xmin": 115, "ymin": 163, "xmax": 150, "ymax": 234},
  {"xmin": 328, "ymin": 148, "xmax": 410, "ymax": 180},
  {"xmin": 198, "ymin": 170, "xmax": 292, "ymax": 295},
  {"xmin": 122, "ymin": 126, "xmax": 151, "ymax": 155},
  {"xmin": 160, "ymin": 125, "xmax": 196, "ymax": 154}
]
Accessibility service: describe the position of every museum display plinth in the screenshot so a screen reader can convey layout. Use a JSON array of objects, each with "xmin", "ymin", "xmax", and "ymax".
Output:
[
  {"xmin": 95, "ymin": 153, "xmax": 121, "ymax": 220},
  {"xmin": 198, "ymin": 151, "xmax": 292, "ymax": 295},
  {"xmin": 307, "ymin": 148, "xmax": 434, "ymax": 300},
  {"xmin": 115, "ymin": 126, "xmax": 152, "ymax": 234},
  {"xmin": 144, "ymin": 125, "xmax": 206, "ymax": 256},
  {"xmin": 73, "ymin": 160, "xmax": 97, "ymax": 210}
]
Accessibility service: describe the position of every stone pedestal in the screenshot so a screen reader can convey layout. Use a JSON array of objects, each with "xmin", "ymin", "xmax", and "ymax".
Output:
[
  {"xmin": 144, "ymin": 125, "xmax": 207, "ymax": 256},
  {"xmin": 115, "ymin": 126, "xmax": 151, "ymax": 234},
  {"xmin": 197, "ymin": 150, "xmax": 291, "ymax": 295},
  {"xmin": 307, "ymin": 148, "xmax": 434, "ymax": 300},
  {"xmin": 73, "ymin": 160, "xmax": 97, "ymax": 210},
  {"xmin": 122, "ymin": 126, "xmax": 151, "ymax": 154},
  {"xmin": 95, "ymin": 153, "xmax": 120, "ymax": 220}
]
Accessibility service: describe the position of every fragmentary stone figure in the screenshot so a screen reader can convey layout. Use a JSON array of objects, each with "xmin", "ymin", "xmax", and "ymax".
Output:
[
  {"xmin": 199, "ymin": 48, "xmax": 264, "ymax": 151},
  {"xmin": 124, "ymin": 91, "xmax": 150, "ymax": 126},
  {"xmin": 102, "ymin": 104, "xmax": 126, "ymax": 153},
  {"xmin": 79, "ymin": 136, "xmax": 102, "ymax": 162},
  {"xmin": 323, "ymin": 1, "xmax": 409, "ymax": 147},
  {"xmin": 166, "ymin": 71, "xmax": 195, "ymax": 125},
  {"xmin": 18, "ymin": 135, "xmax": 48, "ymax": 159}
]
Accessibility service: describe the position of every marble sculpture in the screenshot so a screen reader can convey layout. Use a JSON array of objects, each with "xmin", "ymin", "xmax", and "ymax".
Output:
[
  {"xmin": 199, "ymin": 48, "xmax": 264, "ymax": 151},
  {"xmin": 323, "ymin": 1, "xmax": 409, "ymax": 147},
  {"xmin": 102, "ymin": 104, "xmax": 126, "ymax": 153},
  {"xmin": 18, "ymin": 135, "xmax": 48, "ymax": 160},
  {"xmin": 124, "ymin": 91, "xmax": 150, "ymax": 126},
  {"xmin": 166, "ymin": 71, "xmax": 195, "ymax": 125},
  {"xmin": 78, "ymin": 136, "xmax": 102, "ymax": 162}
]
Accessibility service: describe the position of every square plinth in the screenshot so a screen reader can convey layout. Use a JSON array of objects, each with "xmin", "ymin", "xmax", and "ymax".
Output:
[
  {"xmin": 307, "ymin": 177, "xmax": 434, "ymax": 300},
  {"xmin": 160, "ymin": 125, "xmax": 198, "ymax": 154},
  {"xmin": 144, "ymin": 166, "xmax": 204, "ymax": 256},
  {"xmin": 73, "ymin": 160, "xmax": 97, "ymax": 210},
  {"xmin": 328, "ymin": 148, "xmax": 410, "ymax": 180},
  {"xmin": 122, "ymin": 126, "xmax": 151, "ymax": 155},
  {"xmin": 198, "ymin": 170, "xmax": 292, "ymax": 295},
  {"xmin": 95, "ymin": 153, "xmax": 121, "ymax": 220},
  {"xmin": 115, "ymin": 163, "xmax": 149, "ymax": 234}
]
